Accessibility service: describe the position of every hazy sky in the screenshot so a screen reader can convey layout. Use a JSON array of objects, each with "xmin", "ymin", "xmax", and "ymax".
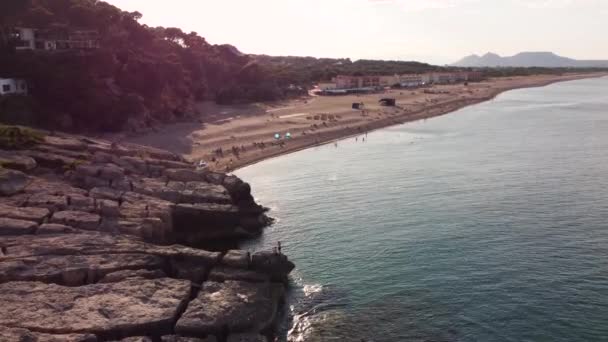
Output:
[{"xmin": 105, "ymin": 0, "xmax": 608, "ymax": 65}]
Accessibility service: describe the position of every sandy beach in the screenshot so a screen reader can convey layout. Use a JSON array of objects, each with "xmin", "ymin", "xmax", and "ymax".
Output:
[{"xmin": 115, "ymin": 73, "xmax": 608, "ymax": 171}]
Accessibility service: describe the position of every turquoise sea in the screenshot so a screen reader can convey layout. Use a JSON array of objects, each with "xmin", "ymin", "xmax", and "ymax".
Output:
[{"xmin": 236, "ymin": 77, "xmax": 608, "ymax": 342}]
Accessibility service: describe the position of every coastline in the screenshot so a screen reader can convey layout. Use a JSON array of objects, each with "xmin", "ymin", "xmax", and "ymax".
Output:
[
  {"xmin": 117, "ymin": 73, "xmax": 608, "ymax": 172},
  {"xmin": 229, "ymin": 73, "xmax": 607, "ymax": 172}
]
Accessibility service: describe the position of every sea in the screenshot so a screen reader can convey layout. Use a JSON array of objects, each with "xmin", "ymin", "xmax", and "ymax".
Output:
[{"xmin": 235, "ymin": 76, "xmax": 608, "ymax": 342}]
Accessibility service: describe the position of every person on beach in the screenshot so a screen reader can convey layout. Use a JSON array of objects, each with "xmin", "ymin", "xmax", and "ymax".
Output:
[{"xmin": 278, "ymin": 241, "xmax": 282, "ymax": 254}]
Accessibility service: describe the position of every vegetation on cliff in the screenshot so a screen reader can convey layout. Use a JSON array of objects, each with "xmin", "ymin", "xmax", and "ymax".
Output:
[{"xmin": 0, "ymin": 0, "xmax": 288, "ymax": 132}]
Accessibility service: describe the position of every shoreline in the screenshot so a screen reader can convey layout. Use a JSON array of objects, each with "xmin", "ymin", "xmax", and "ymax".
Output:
[
  {"xmin": 117, "ymin": 73, "xmax": 608, "ymax": 173},
  {"xmin": 229, "ymin": 73, "xmax": 607, "ymax": 172}
]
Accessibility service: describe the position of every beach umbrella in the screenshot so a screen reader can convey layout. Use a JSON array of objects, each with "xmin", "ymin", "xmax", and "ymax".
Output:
[{"xmin": 274, "ymin": 133, "xmax": 281, "ymax": 140}]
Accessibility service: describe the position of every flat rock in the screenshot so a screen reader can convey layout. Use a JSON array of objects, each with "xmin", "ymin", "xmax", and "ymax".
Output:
[
  {"xmin": 23, "ymin": 150, "xmax": 77, "ymax": 169},
  {"xmin": 0, "ymin": 326, "xmax": 97, "ymax": 341},
  {"xmin": 0, "ymin": 169, "xmax": 29, "ymax": 196},
  {"xmin": 227, "ymin": 334, "xmax": 267, "ymax": 342},
  {"xmin": 172, "ymin": 203, "xmax": 240, "ymax": 229},
  {"xmin": 0, "ymin": 217, "xmax": 38, "ymax": 235},
  {"xmin": 25, "ymin": 193, "xmax": 68, "ymax": 212},
  {"xmin": 0, "ymin": 253, "xmax": 164, "ymax": 285},
  {"xmin": 24, "ymin": 177, "xmax": 88, "ymax": 196},
  {"xmin": 161, "ymin": 335, "xmax": 218, "ymax": 342},
  {"xmin": 37, "ymin": 223, "xmax": 84, "ymax": 235},
  {"xmin": 222, "ymin": 250, "xmax": 250, "ymax": 268},
  {"xmin": 100, "ymin": 269, "xmax": 167, "ymax": 283},
  {"xmin": 0, "ymin": 150, "xmax": 37, "ymax": 171},
  {"xmin": 50, "ymin": 210, "xmax": 101, "ymax": 231},
  {"xmin": 44, "ymin": 135, "xmax": 88, "ymax": 151},
  {"xmin": 0, "ymin": 204, "xmax": 50, "ymax": 223},
  {"xmin": 111, "ymin": 337, "xmax": 152, "ymax": 342},
  {"xmin": 0, "ymin": 233, "xmax": 221, "ymax": 266},
  {"xmin": 164, "ymin": 168, "xmax": 208, "ymax": 182},
  {"xmin": 89, "ymin": 187, "xmax": 124, "ymax": 201},
  {"xmin": 175, "ymin": 281, "xmax": 284, "ymax": 335},
  {"xmin": 0, "ymin": 278, "xmax": 191, "ymax": 337},
  {"xmin": 208, "ymin": 267, "xmax": 270, "ymax": 283},
  {"xmin": 180, "ymin": 181, "xmax": 232, "ymax": 204},
  {"xmin": 161, "ymin": 336, "xmax": 215, "ymax": 342}
]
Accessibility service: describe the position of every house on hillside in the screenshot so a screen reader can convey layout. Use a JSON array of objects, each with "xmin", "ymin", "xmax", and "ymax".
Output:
[
  {"xmin": 12, "ymin": 27, "xmax": 36, "ymax": 50},
  {"xmin": 10, "ymin": 27, "xmax": 99, "ymax": 51},
  {"xmin": 0, "ymin": 78, "xmax": 28, "ymax": 96}
]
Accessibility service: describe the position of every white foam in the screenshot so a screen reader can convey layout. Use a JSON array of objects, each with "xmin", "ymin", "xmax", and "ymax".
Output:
[{"xmin": 303, "ymin": 284, "xmax": 323, "ymax": 297}]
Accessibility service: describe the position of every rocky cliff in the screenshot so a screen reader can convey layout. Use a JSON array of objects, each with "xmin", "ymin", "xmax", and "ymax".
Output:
[{"xmin": 0, "ymin": 126, "xmax": 294, "ymax": 342}]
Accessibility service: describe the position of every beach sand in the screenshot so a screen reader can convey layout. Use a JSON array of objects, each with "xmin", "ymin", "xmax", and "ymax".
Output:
[{"xmin": 113, "ymin": 73, "xmax": 608, "ymax": 171}]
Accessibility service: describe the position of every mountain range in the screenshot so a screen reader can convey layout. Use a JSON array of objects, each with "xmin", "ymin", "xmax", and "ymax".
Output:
[{"xmin": 453, "ymin": 52, "xmax": 608, "ymax": 68}]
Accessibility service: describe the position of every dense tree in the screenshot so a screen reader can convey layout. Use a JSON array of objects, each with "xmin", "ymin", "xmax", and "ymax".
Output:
[{"xmin": 0, "ymin": 0, "xmax": 293, "ymax": 132}]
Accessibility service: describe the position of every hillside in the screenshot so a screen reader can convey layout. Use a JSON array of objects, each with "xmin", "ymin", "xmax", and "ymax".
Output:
[
  {"xmin": 453, "ymin": 52, "xmax": 608, "ymax": 68},
  {"xmin": 0, "ymin": 0, "xmax": 292, "ymax": 132}
]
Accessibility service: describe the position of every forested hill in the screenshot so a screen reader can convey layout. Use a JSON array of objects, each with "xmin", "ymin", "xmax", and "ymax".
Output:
[
  {"xmin": 0, "ymin": 0, "xmax": 292, "ymax": 132},
  {"xmin": 250, "ymin": 55, "xmax": 443, "ymax": 85}
]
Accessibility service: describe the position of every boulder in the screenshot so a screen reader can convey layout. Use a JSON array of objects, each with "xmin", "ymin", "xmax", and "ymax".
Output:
[
  {"xmin": 0, "ymin": 169, "xmax": 28, "ymax": 196},
  {"xmin": 0, "ymin": 204, "xmax": 50, "ymax": 223},
  {"xmin": 175, "ymin": 281, "xmax": 284, "ymax": 336},
  {"xmin": 50, "ymin": 210, "xmax": 101, "ymax": 231},
  {"xmin": 0, "ymin": 326, "xmax": 97, "ymax": 342},
  {"xmin": 0, "ymin": 278, "xmax": 191, "ymax": 337},
  {"xmin": 0, "ymin": 217, "xmax": 38, "ymax": 235}
]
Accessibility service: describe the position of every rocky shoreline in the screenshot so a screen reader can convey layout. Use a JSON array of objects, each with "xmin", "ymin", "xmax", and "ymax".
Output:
[{"xmin": 0, "ymin": 127, "xmax": 294, "ymax": 342}]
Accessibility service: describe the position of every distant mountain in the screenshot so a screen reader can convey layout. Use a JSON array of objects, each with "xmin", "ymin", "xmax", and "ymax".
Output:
[{"xmin": 453, "ymin": 52, "xmax": 608, "ymax": 68}]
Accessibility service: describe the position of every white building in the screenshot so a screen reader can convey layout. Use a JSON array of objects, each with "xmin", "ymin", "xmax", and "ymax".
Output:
[
  {"xmin": 317, "ymin": 82, "xmax": 337, "ymax": 91},
  {"xmin": 398, "ymin": 75, "xmax": 425, "ymax": 87},
  {"xmin": 0, "ymin": 78, "xmax": 28, "ymax": 96}
]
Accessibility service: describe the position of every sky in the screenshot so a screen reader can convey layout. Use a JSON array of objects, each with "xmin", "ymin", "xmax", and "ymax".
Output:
[{"xmin": 104, "ymin": 0, "xmax": 608, "ymax": 65}]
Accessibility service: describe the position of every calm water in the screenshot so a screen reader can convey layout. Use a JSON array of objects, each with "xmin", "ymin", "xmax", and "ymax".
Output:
[{"xmin": 236, "ymin": 77, "xmax": 608, "ymax": 342}]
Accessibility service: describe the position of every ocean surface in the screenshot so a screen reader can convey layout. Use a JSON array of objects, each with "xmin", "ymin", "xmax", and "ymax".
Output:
[{"xmin": 235, "ymin": 77, "xmax": 608, "ymax": 342}]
